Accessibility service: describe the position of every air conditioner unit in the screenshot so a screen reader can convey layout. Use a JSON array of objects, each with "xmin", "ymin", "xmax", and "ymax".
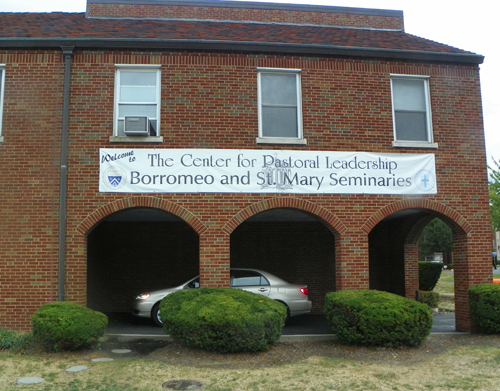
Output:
[{"xmin": 124, "ymin": 116, "xmax": 149, "ymax": 136}]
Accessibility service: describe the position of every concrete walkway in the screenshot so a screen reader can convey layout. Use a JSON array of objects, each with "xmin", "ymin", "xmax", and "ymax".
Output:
[{"xmin": 105, "ymin": 312, "xmax": 460, "ymax": 341}]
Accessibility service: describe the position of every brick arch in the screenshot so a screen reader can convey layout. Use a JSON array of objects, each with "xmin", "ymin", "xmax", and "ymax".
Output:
[
  {"xmin": 361, "ymin": 198, "xmax": 472, "ymax": 235},
  {"xmin": 222, "ymin": 197, "xmax": 347, "ymax": 235},
  {"xmin": 76, "ymin": 196, "xmax": 207, "ymax": 236}
]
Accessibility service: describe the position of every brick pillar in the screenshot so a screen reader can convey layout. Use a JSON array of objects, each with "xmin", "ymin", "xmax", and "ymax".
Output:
[
  {"xmin": 199, "ymin": 228, "xmax": 230, "ymax": 288},
  {"xmin": 335, "ymin": 230, "xmax": 369, "ymax": 291},
  {"xmin": 65, "ymin": 233, "xmax": 87, "ymax": 305},
  {"xmin": 453, "ymin": 232, "xmax": 472, "ymax": 331},
  {"xmin": 404, "ymin": 242, "xmax": 419, "ymax": 300},
  {"xmin": 453, "ymin": 228, "xmax": 492, "ymax": 332}
]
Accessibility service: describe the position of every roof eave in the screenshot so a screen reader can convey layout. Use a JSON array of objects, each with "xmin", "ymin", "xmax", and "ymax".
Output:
[{"xmin": 0, "ymin": 38, "xmax": 484, "ymax": 64}]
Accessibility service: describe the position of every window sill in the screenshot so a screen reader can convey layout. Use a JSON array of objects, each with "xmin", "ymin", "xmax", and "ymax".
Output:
[
  {"xmin": 109, "ymin": 136, "xmax": 163, "ymax": 143},
  {"xmin": 256, "ymin": 138, "xmax": 307, "ymax": 145},
  {"xmin": 392, "ymin": 141, "xmax": 438, "ymax": 149}
]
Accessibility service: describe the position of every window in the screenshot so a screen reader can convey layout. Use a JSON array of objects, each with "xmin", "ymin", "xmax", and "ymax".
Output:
[
  {"xmin": 391, "ymin": 75, "xmax": 436, "ymax": 148},
  {"xmin": 231, "ymin": 270, "xmax": 270, "ymax": 287},
  {"xmin": 184, "ymin": 277, "xmax": 200, "ymax": 289},
  {"xmin": 257, "ymin": 68, "xmax": 305, "ymax": 145},
  {"xmin": 0, "ymin": 65, "xmax": 5, "ymax": 143},
  {"xmin": 112, "ymin": 65, "xmax": 161, "ymax": 142}
]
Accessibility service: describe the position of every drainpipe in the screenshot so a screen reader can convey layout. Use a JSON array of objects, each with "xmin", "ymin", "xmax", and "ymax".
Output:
[{"xmin": 58, "ymin": 46, "xmax": 74, "ymax": 302}]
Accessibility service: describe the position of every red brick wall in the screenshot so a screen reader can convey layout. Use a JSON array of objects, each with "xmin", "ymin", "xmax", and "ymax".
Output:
[
  {"xmin": 0, "ymin": 48, "xmax": 491, "ymax": 331},
  {"xmin": 86, "ymin": 2, "xmax": 404, "ymax": 30},
  {"xmin": 0, "ymin": 51, "xmax": 64, "ymax": 330}
]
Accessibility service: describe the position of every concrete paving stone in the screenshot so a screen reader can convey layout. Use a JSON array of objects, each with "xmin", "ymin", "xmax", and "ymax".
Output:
[
  {"xmin": 91, "ymin": 358, "xmax": 114, "ymax": 362},
  {"xmin": 111, "ymin": 349, "xmax": 132, "ymax": 354},
  {"xmin": 17, "ymin": 377, "xmax": 45, "ymax": 385},
  {"xmin": 65, "ymin": 365, "xmax": 88, "ymax": 373}
]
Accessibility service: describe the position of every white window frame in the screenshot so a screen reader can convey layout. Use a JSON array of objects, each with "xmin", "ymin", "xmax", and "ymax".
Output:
[
  {"xmin": 390, "ymin": 75, "xmax": 437, "ymax": 149},
  {"xmin": 257, "ymin": 68, "xmax": 306, "ymax": 145},
  {"xmin": 0, "ymin": 65, "xmax": 5, "ymax": 143},
  {"xmin": 110, "ymin": 65, "xmax": 162, "ymax": 143}
]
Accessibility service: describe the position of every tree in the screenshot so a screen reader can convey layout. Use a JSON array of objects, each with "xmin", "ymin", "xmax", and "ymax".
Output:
[
  {"xmin": 489, "ymin": 158, "xmax": 500, "ymax": 231},
  {"xmin": 419, "ymin": 218, "xmax": 453, "ymax": 256}
]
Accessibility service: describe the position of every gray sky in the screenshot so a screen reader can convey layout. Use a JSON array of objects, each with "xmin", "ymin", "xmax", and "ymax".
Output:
[{"xmin": 1, "ymin": 0, "xmax": 497, "ymax": 166}]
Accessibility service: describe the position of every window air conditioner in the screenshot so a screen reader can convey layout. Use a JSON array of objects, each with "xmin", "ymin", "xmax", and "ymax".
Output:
[{"xmin": 124, "ymin": 116, "xmax": 149, "ymax": 136}]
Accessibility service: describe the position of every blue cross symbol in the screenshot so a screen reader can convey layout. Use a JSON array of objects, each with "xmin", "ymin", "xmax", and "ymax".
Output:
[
  {"xmin": 420, "ymin": 174, "xmax": 429, "ymax": 188},
  {"xmin": 414, "ymin": 169, "xmax": 435, "ymax": 192}
]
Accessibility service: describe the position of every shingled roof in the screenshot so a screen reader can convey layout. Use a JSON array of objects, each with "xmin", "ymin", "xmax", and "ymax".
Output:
[{"xmin": 0, "ymin": 12, "xmax": 483, "ymax": 64}]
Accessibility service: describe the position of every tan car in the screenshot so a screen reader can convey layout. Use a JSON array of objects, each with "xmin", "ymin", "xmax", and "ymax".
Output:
[{"xmin": 131, "ymin": 268, "xmax": 312, "ymax": 326}]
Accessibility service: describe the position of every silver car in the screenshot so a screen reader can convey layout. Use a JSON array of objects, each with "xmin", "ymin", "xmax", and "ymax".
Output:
[{"xmin": 131, "ymin": 268, "xmax": 312, "ymax": 326}]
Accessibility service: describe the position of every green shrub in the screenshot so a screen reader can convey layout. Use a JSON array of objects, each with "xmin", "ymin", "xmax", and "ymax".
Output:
[
  {"xmin": 32, "ymin": 302, "xmax": 108, "ymax": 352},
  {"xmin": 419, "ymin": 261, "xmax": 443, "ymax": 291},
  {"xmin": 0, "ymin": 328, "xmax": 34, "ymax": 353},
  {"xmin": 419, "ymin": 290, "xmax": 439, "ymax": 308},
  {"xmin": 160, "ymin": 287, "xmax": 286, "ymax": 353},
  {"xmin": 324, "ymin": 290, "xmax": 432, "ymax": 347},
  {"xmin": 469, "ymin": 283, "xmax": 500, "ymax": 333}
]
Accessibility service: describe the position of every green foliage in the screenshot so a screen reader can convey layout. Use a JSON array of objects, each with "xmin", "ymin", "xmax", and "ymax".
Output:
[
  {"xmin": 489, "ymin": 158, "xmax": 500, "ymax": 231},
  {"xmin": 418, "ymin": 218, "xmax": 453, "ymax": 256},
  {"xmin": 323, "ymin": 290, "xmax": 432, "ymax": 347},
  {"xmin": 469, "ymin": 284, "xmax": 500, "ymax": 333},
  {"xmin": 419, "ymin": 261, "xmax": 443, "ymax": 291},
  {"xmin": 160, "ymin": 287, "xmax": 286, "ymax": 353},
  {"xmin": 32, "ymin": 302, "xmax": 108, "ymax": 352},
  {"xmin": 0, "ymin": 328, "xmax": 34, "ymax": 353},
  {"xmin": 419, "ymin": 290, "xmax": 439, "ymax": 308}
]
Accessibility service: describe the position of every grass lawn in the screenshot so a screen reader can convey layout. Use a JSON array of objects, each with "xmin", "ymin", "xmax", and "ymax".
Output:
[
  {"xmin": 434, "ymin": 270, "xmax": 455, "ymax": 311},
  {"xmin": 434, "ymin": 269, "xmax": 497, "ymax": 312},
  {"xmin": 3, "ymin": 340, "xmax": 500, "ymax": 390}
]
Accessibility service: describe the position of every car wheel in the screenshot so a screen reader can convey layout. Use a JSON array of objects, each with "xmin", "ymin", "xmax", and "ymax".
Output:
[{"xmin": 152, "ymin": 303, "xmax": 163, "ymax": 327}]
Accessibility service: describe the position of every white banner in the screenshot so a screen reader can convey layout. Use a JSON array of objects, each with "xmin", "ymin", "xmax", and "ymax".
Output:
[{"xmin": 99, "ymin": 149, "xmax": 437, "ymax": 195}]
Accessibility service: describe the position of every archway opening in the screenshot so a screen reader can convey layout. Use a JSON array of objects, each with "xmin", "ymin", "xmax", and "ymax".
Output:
[
  {"xmin": 369, "ymin": 208, "xmax": 466, "ymax": 307},
  {"xmin": 87, "ymin": 207, "xmax": 199, "ymax": 314},
  {"xmin": 230, "ymin": 208, "xmax": 336, "ymax": 313}
]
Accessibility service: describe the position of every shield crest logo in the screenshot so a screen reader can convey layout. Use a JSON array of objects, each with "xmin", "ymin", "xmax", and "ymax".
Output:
[
  {"xmin": 108, "ymin": 170, "xmax": 122, "ymax": 187},
  {"xmin": 103, "ymin": 167, "xmax": 127, "ymax": 190}
]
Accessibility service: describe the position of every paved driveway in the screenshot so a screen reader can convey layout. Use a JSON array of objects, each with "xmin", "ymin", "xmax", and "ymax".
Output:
[{"xmin": 105, "ymin": 313, "xmax": 458, "ymax": 337}]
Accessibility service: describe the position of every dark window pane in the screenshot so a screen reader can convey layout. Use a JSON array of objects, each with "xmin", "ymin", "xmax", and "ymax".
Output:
[
  {"xmin": 261, "ymin": 73, "xmax": 297, "ymax": 105},
  {"xmin": 231, "ymin": 270, "xmax": 269, "ymax": 287},
  {"xmin": 395, "ymin": 111, "xmax": 428, "ymax": 141},
  {"xmin": 262, "ymin": 107, "xmax": 298, "ymax": 138}
]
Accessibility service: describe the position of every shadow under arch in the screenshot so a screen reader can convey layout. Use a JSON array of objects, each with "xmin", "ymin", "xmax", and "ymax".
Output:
[
  {"xmin": 83, "ymin": 197, "xmax": 206, "ymax": 314},
  {"xmin": 225, "ymin": 197, "xmax": 345, "ymax": 315},
  {"xmin": 76, "ymin": 196, "xmax": 207, "ymax": 236},
  {"xmin": 222, "ymin": 197, "xmax": 347, "ymax": 236}
]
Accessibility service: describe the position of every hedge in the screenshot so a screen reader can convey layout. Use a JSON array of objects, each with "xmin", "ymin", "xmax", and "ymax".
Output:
[
  {"xmin": 160, "ymin": 287, "xmax": 286, "ymax": 353},
  {"xmin": 324, "ymin": 290, "xmax": 432, "ymax": 347}
]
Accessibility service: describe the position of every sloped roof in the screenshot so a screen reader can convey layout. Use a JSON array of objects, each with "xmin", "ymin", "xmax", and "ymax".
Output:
[{"xmin": 0, "ymin": 12, "xmax": 483, "ymax": 64}]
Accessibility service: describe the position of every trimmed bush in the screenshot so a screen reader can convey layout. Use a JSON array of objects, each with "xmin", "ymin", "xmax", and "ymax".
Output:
[
  {"xmin": 324, "ymin": 290, "xmax": 432, "ymax": 347},
  {"xmin": 419, "ymin": 290, "xmax": 439, "ymax": 308},
  {"xmin": 32, "ymin": 302, "xmax": 108, "ymax": 351},
  {"xmin": 469, "ymin": 283, "xmax": 500, "ymax": 333},
  {"xmin": 160, "ymin": 287, "xmax": 286, "ymax": 353},
  {"xmin": 419, "ymin": 261, "xmax": 443, "ymax": 291}
]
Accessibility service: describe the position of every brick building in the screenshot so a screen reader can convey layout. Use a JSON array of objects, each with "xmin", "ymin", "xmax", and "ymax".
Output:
[{"xmin": 0, "ymin": 0, "xmax": 491, "ymax": 331}]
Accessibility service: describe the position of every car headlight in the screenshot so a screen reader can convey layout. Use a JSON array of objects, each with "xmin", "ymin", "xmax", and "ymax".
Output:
[{"xmin": 135, "ymin": 293, "xmax": 150, "ymax": 300}]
